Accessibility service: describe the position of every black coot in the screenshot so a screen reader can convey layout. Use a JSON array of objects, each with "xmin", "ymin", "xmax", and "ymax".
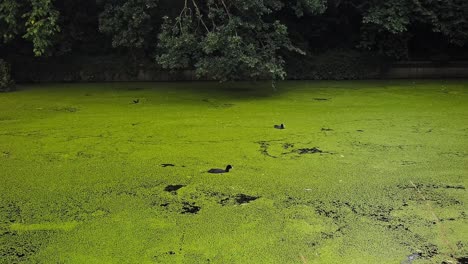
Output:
[
  {"xmin": 208, "ymin": 165, "xmax": 232, "ymax": 173},
  {"xmin": 274, "ymin": 124, "xmax": 285, "ymax": 129}
]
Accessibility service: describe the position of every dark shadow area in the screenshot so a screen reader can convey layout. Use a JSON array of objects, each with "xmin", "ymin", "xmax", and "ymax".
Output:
[
  {"xmin": 296, "ymin": 147, "xmax": 323, "ymax": 154},
  {"xmin": 164, "ymin": 185, "xmax": 185, "ymax": 194},
  {"xmin": 180, "ymin": 202, "xmax": 201, "ymax": 214},
  {"xmin": 219, "ymin": 194, "xmax": 259, "ymax": 206}
]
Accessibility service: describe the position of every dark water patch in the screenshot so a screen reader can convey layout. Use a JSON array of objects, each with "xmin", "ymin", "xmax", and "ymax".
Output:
[
  {"xmin": 131, "ymin": 123, "xmax": 139, "ymax": 126},
  {"xmin": 444, "ymin": 185, "xmax": 465, "ymax": 190},
  {"xmin": 235, "ymin": 194, "xmax": 259, "ymax": 205},
  {"xmin": 401, "ymin": 161, "xmax": 417, "ymax": 165},
  {"xmin": 296, "ymin": 147, "xmax": 323, "ymax": 154},
  {"xmin": 256, "ymin": 141, "xmax": 277, "ymax": 158},
  {"xmin": 159, "ymin": 203, "xmax": 170, "ymax": 207},
  {"xmin": 313, "ymin": 98, "xmax": 330, "ymax": 101},
  {"xmin": 457, "ymin": 256, "xmax": 468, "ymax": 263},
  {"xmin": 356, "ymin": 130, "xmax": 364, "ymax": 132},
  {"xmin": 181, "ymin": 202, "xmax": 201, "ymax": 214},
  {"xmin": 84, "ymin": 93, "xmax": 92, "ymax": 96},
  {"xmin": 161, "ymin": 164, "xmax": 175, "ymax": 167},
  {"xmin": 219, "ymin": 194, "xmax": 259, "ymax": 206},
  {"xmin": 164, "ymin": 185, "xmax": 185, "ymax": 194},
  {"xmin": 283, "ymin": 143, "xmax": 294, "ymax": 149},
  {"xmin": 313, "ymin": 202, "xmax": 341, "ymax": 221},
  {"xmin": 321, "ymin": 128, "xmax": 333, "ymax": 131}
]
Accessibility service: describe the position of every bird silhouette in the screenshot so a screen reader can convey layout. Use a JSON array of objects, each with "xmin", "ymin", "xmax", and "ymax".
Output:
[
  {"xmin": 133, "ymin": 99, "xmax": 140, "ymax": 104},
  {"xmin": 208, "ymin": 165, "xmax": 232, "ymax": 174},
  {"xmin": 274, "ymin": 124, "xmax": 285, "ymax": 129}
]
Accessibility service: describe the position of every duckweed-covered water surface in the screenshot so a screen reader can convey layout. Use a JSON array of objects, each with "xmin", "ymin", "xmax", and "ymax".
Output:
[{"xmin": 0, "ymin": 81, "xmax": 467, "ymax": 263}]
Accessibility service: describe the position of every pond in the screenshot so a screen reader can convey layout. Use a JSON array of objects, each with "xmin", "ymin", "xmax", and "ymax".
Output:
[{"xmin": 0, "ymin": 80, "xmax": 467, "ymax": 263}]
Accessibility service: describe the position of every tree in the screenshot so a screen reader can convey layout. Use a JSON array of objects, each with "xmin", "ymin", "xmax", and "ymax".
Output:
[
  {"xmin": 156, "ymin": 0, "xmax": 327, "ymax": 84},
  {"xmin": 0, "ymin": 0, "xmax": 60, "ymax": 56},
  {"xmin": 357, "ymin": 0, "xmax": 468, "ymax": 59},
  {"xmin": 99, "ymin": 0, "xmax": 158, "ymax": 50}
]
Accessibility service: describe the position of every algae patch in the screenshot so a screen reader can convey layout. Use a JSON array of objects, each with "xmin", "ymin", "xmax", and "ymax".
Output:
[{"xmin": 10, "ymin": 222, "xmax": 79, "ymax": 232}]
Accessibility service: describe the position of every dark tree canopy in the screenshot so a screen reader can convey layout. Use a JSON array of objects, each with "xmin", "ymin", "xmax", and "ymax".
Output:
[
  {"xmin": 0, "ymin": 0, "xmax": 60, "ymax": 56},
  {"xmin": 156, "ymin": 0, "xmax": 327, "ymax": 82},
  {"xmin": 0, "ymin": 0, "xmax": 467, "ymax": 82}
]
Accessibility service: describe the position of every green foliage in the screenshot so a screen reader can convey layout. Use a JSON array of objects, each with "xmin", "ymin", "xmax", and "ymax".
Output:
[
  {"xmin": 22, "ymin": 0, "xmax": 60, "ymax": 56},
  {"xmin": 99, "ymin": 0, "xmax": 158, "ymax": 49},
  {"xmin": 0, "ymin": 0, "xmax": 60, "ymax": 56},
  {"xmin": 412, "ymin": 0, "xmax": 468, "ymax": 46},
  {"xmin": 292, "ymin": 0, "xmax": 327, "ymax": 17},
  {"xmin": 0, "ymin": 59, "xmax": 14, "ymax": 92},
  {"xmin": 359, "ymin": 0, "xmax": 468, "ymax": 58},
  {"xmin": 0, "ymin": 0, "xmax": 20, "ymax": 43},
  {"xmin": 1, "ymin": 0, "xmax": 468, "ymax": 81},
  {"xmin": 156, "ymin": 0, "xmax": 325, "ymax": 83},
  {"xmin": 363, "ymin": 0, "xmax": 411, "ymax": 34}
]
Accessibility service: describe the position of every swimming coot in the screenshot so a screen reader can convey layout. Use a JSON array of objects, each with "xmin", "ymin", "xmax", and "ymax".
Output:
[
  {"xmin": 208, "ymin": 165, "xmax": 232, "ymax": 173},
  {"xmin": 274, "ymin": 124, "xmax": 285, "ymax": 129},
  {"xmin": 133, "ymin": 99, "xmax": 140, "ymax": 104}
]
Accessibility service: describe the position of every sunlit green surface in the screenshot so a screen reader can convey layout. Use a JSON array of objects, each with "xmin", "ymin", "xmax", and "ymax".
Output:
[{"xmin": 0, "ymin": 81, "xmax": 467, "ymax": 263}]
